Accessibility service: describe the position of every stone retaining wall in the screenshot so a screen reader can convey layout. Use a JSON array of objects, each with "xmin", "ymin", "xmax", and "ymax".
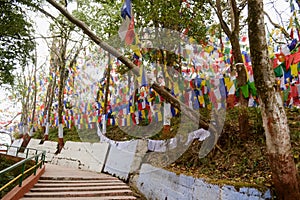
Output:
[
  {"xmin": 103, "ymin": 140, "xmax": 138, "ymax": 181},
  {"xmin": 51, "ymin": 141, "xmax": 109, "ymax": 172},
  {"xmin": 136, "ymin": 164, "xmax": 272, "ymax": 200},
  {"xmin": 25, "ymin": 139, "xmax": 109, "ymax": 172},
  {"xmin": 26, "ymin": 139, "xmax": 57, "ymax": 162}
]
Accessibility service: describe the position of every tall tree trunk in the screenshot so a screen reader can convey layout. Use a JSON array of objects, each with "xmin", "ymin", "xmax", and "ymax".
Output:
[
  {"xmin": 29, "ymin": 54, "xmax": 37, "ymax": 138},
  {"xmin": 248, "ymin": 0, "xmax": 300, "ymax": 199},
  {"xmin": 30, "ymin": 47, "xmax": 39, "ymax": 137},
  {"xmin": 57, "ymin": 64, "xmax": 66, "ymax": 151},
  {"xmin": 214, "ymin": 0, "xmax": 249, "ymax": 137},
  {"xmin": 231, "ymin": 37, "xmax": 249, "ymax": 138},
  {"xmin": 57, "ymin": 36, "xmax": 67, "ymax": 152},
  {"xmin": 43, "ymin": 39, "xmax": 58, "ymax": 139},
  {"xmin": 159, "ymin": 50, "xmax": 171, "ymax": 135},
  {"xmin": 23, "ymin": 77, "xmax": 30, "ymax": 136},
  {"xmin": 23, "ymin": 76, "xmax": 31, "ymax": 143},
  {"xmin": 43, "ymin": 77, "xmax": 51, "ymax": 137},
  {"xmin": 45, "ymin": 76, "xmax": 57, "ymax": 141},
  {"xmin": 103, "ymin": 53, "xmax": 111, "ymax": 134},
  {"xmin": 43, "ymin": 78, "xmax": 51, "ymax": 121},
  {"xmin": 45, "ymin": 37, "xmax": 59, "ymax": 141}
]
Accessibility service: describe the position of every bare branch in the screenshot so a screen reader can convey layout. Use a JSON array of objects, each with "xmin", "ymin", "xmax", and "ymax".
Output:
[
  {"xmin": 209, "ymin": 0, "xmax": 232, "ymax": 38},
  {"xmin": 36, "ymin": 6, "xmax": 58, "ymax": 22},
  {"xmin": 264, "ymin": 10, "xmax": 291, "ymax": 40},
  {"xmin": 265, "ymin": 23, "xmax": 286, "ymax": 45}
]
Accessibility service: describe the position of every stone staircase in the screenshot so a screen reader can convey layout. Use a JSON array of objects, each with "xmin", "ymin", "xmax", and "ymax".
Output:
[{"xmin": 20, "ymin": 164, "xmax": 137, "ymax": 200}]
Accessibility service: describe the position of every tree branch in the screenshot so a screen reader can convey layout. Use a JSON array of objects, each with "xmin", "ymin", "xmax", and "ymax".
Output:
[
  {"xmin": 46, "ymin": 0, "xmax": 139, "ymax": 75},
  {"xmin": 231, "ymin": 0, "xmax": 240, "ymax": 36},
  {"xmin": 36, "ymin": 5, "xmax": 58, "ymax": 22},
  {"xmin": 210, "ymin": 0, "xmax": 232, "ymax": 39},
  {"xmin": 45, "ymin": 0, "xmax": 210, "ymax": 129},
  {"xmin": 264, "ymin": 10, "xmax": 291, "ymax": 40}
]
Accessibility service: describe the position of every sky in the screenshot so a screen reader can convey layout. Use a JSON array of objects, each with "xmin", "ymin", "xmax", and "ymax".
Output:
[
  {"xmin": 34, "ymin": 1, "xmax": 294, "ymax": 69},
  {"xmin": 264, "ymin": 0, "xmax": 293, "ymax": 29}
]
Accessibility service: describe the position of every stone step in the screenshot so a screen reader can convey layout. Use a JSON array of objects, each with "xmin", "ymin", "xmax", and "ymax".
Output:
[
  {"xmin": 23, "ymin": 190, "xmax": 134, "ymax": 198},
  {"xmin": 38, "ymin": 179, "xmax": 120, "ymax": 184},
  {"xmin": 30, "ymin": 185, "xmax": 130, "ymax": 192},
  {"xmin": 39, "ymin": 176, "xmax": 118, "ymax": 181},
  {"xmin": 34, "ymin": 182, "xmax": 126, "ymax": 188},
  {"xmin": 20, "ymin": 196, "xmax": 137, "ymax": 200},
  {"xmin": 20, "ymin": 164, "xmax": 138, "ymax": 199}
]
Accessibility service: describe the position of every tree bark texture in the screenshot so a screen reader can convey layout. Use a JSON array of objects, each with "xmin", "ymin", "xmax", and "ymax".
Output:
[
  {"xmin": 231, "ymin": 37, "xmax": 249, "ymax": 137},
  {"xmin": 248, "ymin": 0, "xmax": 300, "ymax": 199},
  {"xmin": 30, "ymin": 56, "xmax": 37, "ymax": 133},
  {"xmin": 215, "ymin": 0, "xmax": 249, "ymax": 136}
]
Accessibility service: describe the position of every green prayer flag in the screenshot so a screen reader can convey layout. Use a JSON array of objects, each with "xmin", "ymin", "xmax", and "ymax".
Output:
[
  {"xmin": 240, "ymin": 84, "xmax": 249, "ymax": 98},
  {"xmin": 283, "ymin": 88, "xmax": 290, "ymax": 102},
  {"xmin": 204, "ymin": 94, "xmax": 210, "ymax": 105},
  {"xmin": 248, "ymin": 82, "xmax": 257, "ymax": 96},
  {"xmin": 274, "ymin": 65, "xmax": 283, "ymax": 77},
  {"xmin": 224, "ymin": 47, "xmax": 230, "ymax": 54},
  {"xmin": 155, "ymin": 95, "xmax": 160, "ymax": 103}
]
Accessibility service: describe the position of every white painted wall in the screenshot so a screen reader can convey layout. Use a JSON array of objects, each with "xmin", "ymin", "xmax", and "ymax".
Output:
[
  {"xmin": 26, "ymin": 139, "xmax": 57, "ymax": 162},
  {"xmin": 51, "ymin": 141, "xmax": 109, "ymax": 172},
  {"xmin": 103, "ymin": 140, "xmax": 138, "ymax": 181},
  {"xmin": 136, "ymin": 164, "xmax": 272, "ymax": 200}
]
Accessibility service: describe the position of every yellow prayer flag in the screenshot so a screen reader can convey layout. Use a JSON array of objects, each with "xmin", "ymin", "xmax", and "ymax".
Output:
[
  {"xmin": 130, "ymin": 34, "xmax": 142, "ymax": 57},
  {"xmin": 130, "ymin": 44, "xmax": 142, "ymax": 58},
  {"xmin": 137, "ymin": 65, "xmax": 143, "ymax": 84},
  {"xmin": 189, "ymin": 37, "xmax": 196, "ymax": 44},
  {"xmin": 174, "ymin": 83, "xmax": 180, "ymax": 94},
  {"xmin": 130, "ymin": 106, "xmax": 134, "ymax": 113},
  {"xmin": 127, "ymin": 114, "xmax": 131, "ymax": 126},
  {"xmin": 207, "ymin": 104, "xmax": 212, "ymax": 110},
  {"xmin": 198, "ymin": 95, "xmax": 205, "ymax": 105},
  {"xmin": 242, "ymin": 54, "xmax": 246, "ymax": 63},
  {"xmin": 291, "ymin": 64, "xmax": 298, "ymax": 77},
  {"xmin": 224, "ymin": 77, "xmax": 233, "ymax": 91},
  {"xmin": 288, "ymin": 16, "xmax": 293, "ymax": 29},
  {"xmin": 141, "ymin": 110, "xmax": 145, "ymax": 118},
  {"xmin": 157, "ymin": 112, "xmax": 162, "ymax": 122}
]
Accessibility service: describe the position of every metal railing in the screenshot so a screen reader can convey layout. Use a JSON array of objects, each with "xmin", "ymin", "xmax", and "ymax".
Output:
[{"xmin": 0, "ymin": 144, "xmax": 46, "ymax": 196}]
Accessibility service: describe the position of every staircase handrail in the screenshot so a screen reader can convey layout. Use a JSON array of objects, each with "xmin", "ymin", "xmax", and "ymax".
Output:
[{"xmin": 0, "ymin": 144, "xmax": 46, "ymax": 196}]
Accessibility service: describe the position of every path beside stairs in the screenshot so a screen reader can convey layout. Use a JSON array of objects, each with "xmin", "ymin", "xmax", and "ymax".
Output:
[{"xmin": 20, "ymin": 164, "xmax": 137, "ymax": 200}]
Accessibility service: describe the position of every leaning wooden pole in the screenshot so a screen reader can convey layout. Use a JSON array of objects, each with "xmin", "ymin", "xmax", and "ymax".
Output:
[{"xmin": 46, "ymin": 0, "xmax": 209, "ymax": 130}]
